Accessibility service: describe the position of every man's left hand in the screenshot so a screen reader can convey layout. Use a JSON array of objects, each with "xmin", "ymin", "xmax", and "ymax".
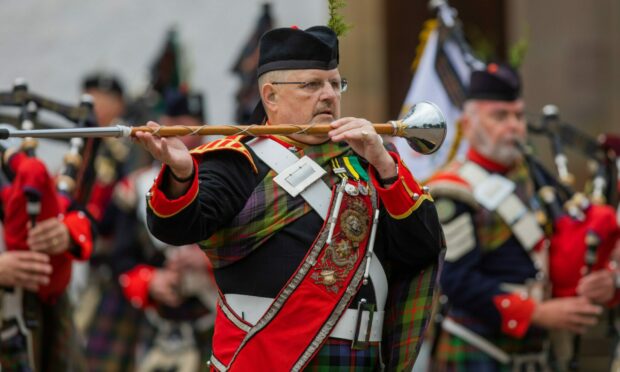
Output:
[
  {"xmin": 27, "ymin": 217, "xmax": 71, "ymax": 255},
  {"xmin": 577, "ymin": 269, "xmax": 616, "ymax": 304},
  {"xmin": 329, "ymin": 117, "xmax": 397, "ymax": 180}
]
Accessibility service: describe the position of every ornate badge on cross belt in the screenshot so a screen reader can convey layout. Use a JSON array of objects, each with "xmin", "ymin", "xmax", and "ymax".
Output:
[
  {"xmin": 340, "ymin": 196, "xmax": 369, "ymax": 247},
  {"xmin": 312, "ymin": 194, "xmax": 371, "ymax": 293}
]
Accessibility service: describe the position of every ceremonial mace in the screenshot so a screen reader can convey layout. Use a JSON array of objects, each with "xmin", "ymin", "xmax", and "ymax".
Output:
[{"xmin": 0, "ymin": 101, "xmax": 447, "ymax": 155}]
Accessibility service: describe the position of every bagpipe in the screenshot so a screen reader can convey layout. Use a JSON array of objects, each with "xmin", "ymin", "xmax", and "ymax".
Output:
[
  {"xmin": 519, "ymin": 105, "xmax": 620, "ymax": 297},
  {"xmin": 0, "ymin": 79, "xmax": 104, "ymax": 370},
  {"xmin": 527, "ymin": 104, "xmax": 618, "ymax": 207},
  {"xmin": 517, "ymin": 140, "xmax": 618, "ymax": 297},
  {"xmin": 0, "ymin": 78, "xmax": 100, "ymax": 302},
  {"xmin": 523, "ymin": 105, "xmax": 619, "ymax": 297},
  {"xmin": 523, "ymin": 106, "xmax": 620, "ymax": 370}
]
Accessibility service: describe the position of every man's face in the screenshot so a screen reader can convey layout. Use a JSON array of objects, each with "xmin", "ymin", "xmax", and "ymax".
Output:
[
  {"xmin": 86, "ymin": 89, "xmax": 125, "ymax": 127},
  {"xmin": 266, "ymin": 69, "xmax": 343, "ymax": 144},
  {"xmin": 464, "ymin": 99, "xmax": 526, "ymax": 166}
]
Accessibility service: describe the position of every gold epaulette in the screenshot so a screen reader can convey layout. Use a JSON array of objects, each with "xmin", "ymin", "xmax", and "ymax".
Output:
[{"xmin": 190, "ymin": 135, "xmax": 258, "ymax": 174}]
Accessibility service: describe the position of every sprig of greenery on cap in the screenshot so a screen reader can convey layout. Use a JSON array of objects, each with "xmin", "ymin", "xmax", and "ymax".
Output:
[
  {"xmin": 327, "ymin": 0, "xmax": 352, "ymax": 37},
  {"xmin": 509, "ymin": 28, "xmax": 529, "ymax": 68}
]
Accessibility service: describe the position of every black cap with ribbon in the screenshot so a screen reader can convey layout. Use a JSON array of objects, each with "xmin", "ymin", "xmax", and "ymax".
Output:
[{"xmin": 249, "ymin": 26, "xmax": 340, "ymax": 123}]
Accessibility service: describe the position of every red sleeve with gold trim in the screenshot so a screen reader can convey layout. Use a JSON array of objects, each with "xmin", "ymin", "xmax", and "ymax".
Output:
[
  {"xmin": 369, "ymin": 151, "xmax": 432, "ymax": 219},
  {"xmin": 119, "ymin": 264, "xmax": 155, "ymax": 309},
  {"xmin": 148, "ymin": 157, "xmax": 200, "ymax": 218},
  {"xmin": 492, "ymin": 293, "xmax": 536, "ymax": 338},
  {"xmin": 148, "ymin": 136, "xmax": 257, "ymax": 219}
]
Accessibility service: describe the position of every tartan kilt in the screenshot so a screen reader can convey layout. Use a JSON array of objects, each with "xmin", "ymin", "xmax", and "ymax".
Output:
[
  {"xmin": 432, "ymin": 314, "xmax": 547, "ymax": 372},
  {"xmin": 432, "ymin": 329, "xmax": 511, "ymax": 372},
  {"xmin": 85, "ymin": 283, "xmax": 143, "ymax": 372},
  {"xmin": 383, "ymin": 253, "xmax": 444, "ymax": 370},
  {"xmin": 304, "ymin": 339, "xmax": 382, "ymax": 371}
]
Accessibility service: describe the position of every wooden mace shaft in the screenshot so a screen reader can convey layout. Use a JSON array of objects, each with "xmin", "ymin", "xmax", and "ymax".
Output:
[{"xmin": 130, "ymin": 123, "xmax": 397, "ymax": 137}]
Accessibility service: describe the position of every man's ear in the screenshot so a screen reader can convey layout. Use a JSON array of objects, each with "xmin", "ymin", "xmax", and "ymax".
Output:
[{"xmin": 261, "ymin": 84, "xmax": 278, "ymax": 112}]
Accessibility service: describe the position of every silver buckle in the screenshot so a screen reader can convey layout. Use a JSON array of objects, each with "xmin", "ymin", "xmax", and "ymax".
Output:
[
  {"xmin": 273, "ymin": 156, "xmax": 326, "ymax": 197},
  {"xmin": 351, "ymin": 298, "xmax": 375, "ymax": 350}
]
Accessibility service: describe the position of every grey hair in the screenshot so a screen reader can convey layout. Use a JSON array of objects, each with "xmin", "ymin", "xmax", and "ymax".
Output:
[
  {"xmin": 257, "ymin": 70, "xmax": 291, "ymax": 100},
  {"xmin": 462, "ymin": 101, "xmax": 479, "ymax": 119}
]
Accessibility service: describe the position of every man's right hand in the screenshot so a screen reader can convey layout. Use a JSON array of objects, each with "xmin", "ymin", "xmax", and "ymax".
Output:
[
  {"xmin": 0, "ymin": 251, "xmax": 52, "ymax": 292},
  {"xmin": 134, "ymin": 121, "xmax": 194, "ymax": 180},
  {"xmin": 531, "ymin": 296, "xmax": 603, "ymax": 334},
  {"xmin": 167, "ymin": 245, "xmax": 208, "ymax": 272}
]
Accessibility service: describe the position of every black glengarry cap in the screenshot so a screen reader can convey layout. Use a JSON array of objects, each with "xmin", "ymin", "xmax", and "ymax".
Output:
[
  {"xmin": 257, "ymin": 26, "xmax": 339, "ymax": 77},
  {"xmin": 82, "ymin": 72, "xmax": 124, "ymax": 99},
  {"xmin": 467, "ymin": 63, "xmax": 521, "ymax": 102}
]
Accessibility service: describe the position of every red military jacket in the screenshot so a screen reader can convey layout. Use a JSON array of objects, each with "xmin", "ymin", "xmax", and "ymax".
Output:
[{"xmin": 1, "ymin": 151, "xmax": 94, "ymax": 303}]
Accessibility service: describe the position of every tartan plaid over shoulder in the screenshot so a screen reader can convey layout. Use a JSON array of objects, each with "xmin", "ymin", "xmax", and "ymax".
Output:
[{"xmin": 196, "ymin": 138, "xmax": 350, "ymax": 268}]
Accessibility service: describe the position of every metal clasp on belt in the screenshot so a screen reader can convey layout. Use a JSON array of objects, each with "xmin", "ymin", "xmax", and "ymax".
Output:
[
  {"xmin": 351, "ymin": 298, "xmax": 376, "ymax": 350},
  {"xmin": 273, "ymin": 155, "xmax": 326, "ymax": 197}
]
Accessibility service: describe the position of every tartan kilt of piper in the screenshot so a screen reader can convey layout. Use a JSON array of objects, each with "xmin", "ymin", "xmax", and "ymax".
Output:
[
  {"xmin": 85, "ymin": 283, "xmax": 143, "ymax": 372},
  {"xmin": 0, "ymin": 293, "xmax": 86, "ymax": 372},
  {"xmin": 432, "ymin": 312, "xmax": 547, "ymax": 372}
]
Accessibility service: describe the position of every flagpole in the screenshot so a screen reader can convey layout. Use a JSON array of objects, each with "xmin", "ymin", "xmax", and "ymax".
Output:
[{"xmin": 428, "ymin": 0, "xmax": 485, "ymax": 70}]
